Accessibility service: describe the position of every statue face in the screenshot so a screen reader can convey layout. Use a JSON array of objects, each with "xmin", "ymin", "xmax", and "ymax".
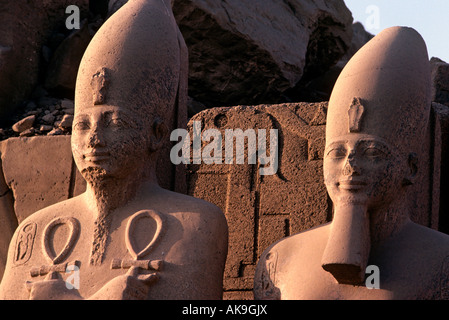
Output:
[
  {"xmin": 323, "ymin": 134, "xmax": 404, "ymax": 208},
  {"xmin": 71, "ymin": 104, "xmax": 149, "ymax": 183}
]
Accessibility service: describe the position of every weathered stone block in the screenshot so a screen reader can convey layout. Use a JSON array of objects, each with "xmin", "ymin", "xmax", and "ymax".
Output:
[
  {"xmin": 0, "ymin": 160, "xmax": 17, "ymax": 283},
  {"xmin": 432, "ymin": 102, "xmax": 449, "ymax": 233},
  {"xmin": 431, "ymin": 58, "xmax": 449, "ymax": 107},
  {"xmin": 0, "ymin": 136, "xmax": 83, "ymax": 224}
]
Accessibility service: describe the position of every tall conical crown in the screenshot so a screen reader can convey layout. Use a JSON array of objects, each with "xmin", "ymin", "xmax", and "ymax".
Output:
[
  {"xmin": 75, "ymin": 0, "xmax": 185, "ymax": 130},
  {"xmin": 326, "ymin": 26, "xmax": 431, "ymax": 154},
  {"xmin": 74, "ymin": 0, "xmax": 188, "ymax": 191}
]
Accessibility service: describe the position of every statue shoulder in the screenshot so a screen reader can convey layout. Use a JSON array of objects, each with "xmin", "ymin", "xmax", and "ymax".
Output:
[
  {"xmin": 157, "ymin": 189, "xmax": 227, "ymax": 250},
  {"xmin": 254, "ymin": 243, "xmax": 282, "ymax": 300},
  {"xmin": 254, "ymin": 223, "xmax": 330, "ymax": 300},
  {"xmin": 185, "ymin": 196, "xmax": 228, "ymax": 243},
  {"xmin": 430, "ymin": 230, "xmax": 449, "ymax": 299},
  {"xmin": 6, "ymin": 196, "xmax": 82, "ymax": 263},
  {"xmin": 0, "ymin": 204, "xmax": 59, "ymax": 298},
  {"xmin": 158, "ymin": 188, "xmax": 227, "ymax": 230},
  {"xmin": 253, "ymin": 233, "xmax": 302, "ymax": 300},
  {"xmin": 20, "ymin": 194, "xmax": 84, "ymax": 224}
]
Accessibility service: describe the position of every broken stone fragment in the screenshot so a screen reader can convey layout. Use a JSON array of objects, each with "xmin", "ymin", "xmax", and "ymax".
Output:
[
  {"xmin": 47, "ymin": 127, "xmax": 63, "ymax": 136},
  {"xmin": 64, "ymin": 108, "xmax": 74, "ymax": 115},
  {"xmin": 58, "ymin": 115, "xmax": 73, "ymax": 129},
  {"xmin": 19, "ymin": 128, "xmax": 35, "ymax": 137},
  {"xmin": 12, "ymin": 115, "xmax": 35, "ymax": 133},
  {"xmin": 41, "ymin": 114, "xmax": 55, "ymax": 124},
  {"xmin": 37, "ymin": 97, "xmax": 59, "ymax": 109},
  {"xmin": 25, "ymin": 110, "xmax": 39, "ymax": 116},
  {"xmin": 61, "ymin": 99, "xmax": 74, "ymax": 110},
  {"xmin": 40, "ymin": 125, "xmax": 53, "ymax": 132}
]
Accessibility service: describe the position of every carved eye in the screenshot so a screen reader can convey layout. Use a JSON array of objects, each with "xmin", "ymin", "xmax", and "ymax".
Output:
[
  {"xmin": 363, "ymin": 147, "xmax": 385, "ymax": 159},
  {"xmin": 327, "ymin": 147, "xmax": 346, "ymax": 159},
  {"xmin": 73, "ymin": 121, "xmax": 90, "ymax": 131},
  {"xmin": 107, "ymin": 118, "xmax": 126, "ymax": 129}
]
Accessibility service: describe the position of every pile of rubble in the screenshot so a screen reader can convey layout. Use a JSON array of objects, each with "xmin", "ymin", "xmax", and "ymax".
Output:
[{"xmin": 5, "ymin": 92, "xmax": 74, "ymax": 139}]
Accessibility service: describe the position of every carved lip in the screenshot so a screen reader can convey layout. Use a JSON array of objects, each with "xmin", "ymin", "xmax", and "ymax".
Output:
[
  {"xmin": 338, "ymin": 179, "xmax": 367, "ymax": 191},
  {"xmin": 84, "ymin": 150, "xmax": 110, "ymax": 162}
]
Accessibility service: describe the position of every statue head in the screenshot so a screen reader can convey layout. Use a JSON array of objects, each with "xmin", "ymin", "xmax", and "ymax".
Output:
[
  {"xmin": 321, "ymin": 26, "xmax": 431, "ymax": 284},
  {"xmin": 72, "ymin": 0, "xmax": 185, "ymax": 185}
]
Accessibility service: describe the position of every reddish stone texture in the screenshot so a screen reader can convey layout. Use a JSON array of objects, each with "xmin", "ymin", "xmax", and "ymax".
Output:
[
  {"xmin": 431, "ymin": 58, "xmax": 449, "ymax": 108},
  {"xmin": 0, "ymin": 136, "xmax": 83, "ymax": 224}
]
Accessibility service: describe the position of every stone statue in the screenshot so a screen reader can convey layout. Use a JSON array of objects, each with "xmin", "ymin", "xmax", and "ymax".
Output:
[
  {"xmin": 0, "ymin": 0, "xmax": 228, "ymax": 300},
  {"xmin": 254, "ymin": 26, "xmax": 449, "ymax": 300}
]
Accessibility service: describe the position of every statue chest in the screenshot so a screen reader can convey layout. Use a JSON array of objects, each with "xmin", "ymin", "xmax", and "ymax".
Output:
[
  {"xmin": 273, "ymin": 255, "xmax": 440, "ymax": 300},
  {"xmin": 21, "ymin": 210, "xmax": 172, "ymax": 298}
]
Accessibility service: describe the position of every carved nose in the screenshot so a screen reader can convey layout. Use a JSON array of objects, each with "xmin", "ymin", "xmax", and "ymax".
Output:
[
  {"xmin": 343, "ymin": 157, "xmax": 360, "ymax": 176},
  {"xmin": 88, "ymin": 129, "xmax": 106, "ymax": 148}
]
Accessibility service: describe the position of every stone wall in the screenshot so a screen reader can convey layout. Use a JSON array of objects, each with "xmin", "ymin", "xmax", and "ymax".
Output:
[{"xmin": 185, "ymin": 102, "xmax": 328, "ymax": 299}]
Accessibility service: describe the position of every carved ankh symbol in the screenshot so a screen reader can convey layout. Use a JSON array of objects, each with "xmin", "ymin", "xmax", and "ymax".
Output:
[
  {"xmin": 111, "ymin": 210, "xmax": 165, "ymax": 272},
  {"xmin": 30, "ymin": 217, "xmax": 81, "ymax": 277}
]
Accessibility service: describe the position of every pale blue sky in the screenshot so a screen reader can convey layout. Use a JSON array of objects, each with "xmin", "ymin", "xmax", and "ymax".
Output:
[{"xmin": 344, "ymin": 0, "xmax": 449, "ymax": 62}]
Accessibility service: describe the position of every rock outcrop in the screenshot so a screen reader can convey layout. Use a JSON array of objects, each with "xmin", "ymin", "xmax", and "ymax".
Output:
[
  {"xmin": 431, "ymin": 57, "xmax": 449, "ymax": 107},
  {"xmin": 7, "ymin": 97, "xmax": 75, "ymax": 139},
  {"xmin": 0, "ymin": 0, "xmax": 89, "ymax": 125},
  {"xmin": 173, "ymin": 0, "xmax": 353, "ymax": 107}
]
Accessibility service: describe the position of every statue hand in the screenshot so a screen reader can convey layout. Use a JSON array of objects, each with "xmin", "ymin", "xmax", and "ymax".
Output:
[
  {"xmin": 26, "ymin": 271, "xmax": 82, "ymax": 300},
  {"xmin": 89, "ymin": 266, "xmax": 159, "ymax": 300}
]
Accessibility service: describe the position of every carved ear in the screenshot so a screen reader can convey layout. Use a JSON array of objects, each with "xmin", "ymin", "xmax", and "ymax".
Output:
[
  {"xmin": 149, "ymin": 118, "xmax": 168, "ymax": 152},
  {"xmin": 403, "ymin": 152, "xmax": 418, "ymax": 186}
]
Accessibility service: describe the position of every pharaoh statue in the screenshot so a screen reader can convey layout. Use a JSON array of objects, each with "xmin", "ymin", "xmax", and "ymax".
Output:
[
  {"xmin": 0, "ymin": 0, "xmax": 228, "ymax": 300},
  {"xmin": 254, "ymin": 26, "xmax": 449, "ymax": 299}
]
